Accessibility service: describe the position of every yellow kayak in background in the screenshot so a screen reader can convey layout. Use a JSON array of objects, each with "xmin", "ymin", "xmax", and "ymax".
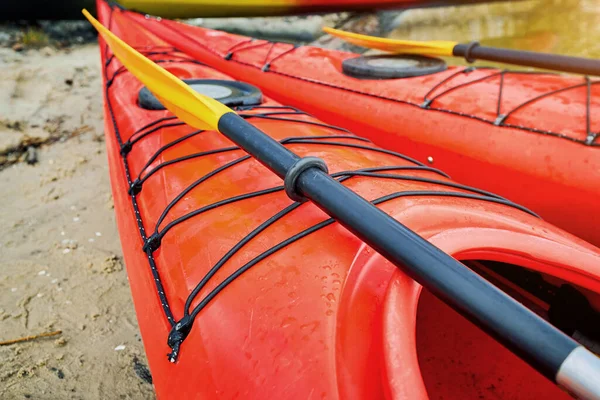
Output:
[{"xmin": 116, "ymin": 0, "xmax": 498, "ymax": 18}]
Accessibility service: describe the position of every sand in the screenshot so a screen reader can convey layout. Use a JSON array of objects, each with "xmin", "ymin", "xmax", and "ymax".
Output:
[{"xmin": 0, "ymin": 44, "xmax": 155, "ymax": 399}]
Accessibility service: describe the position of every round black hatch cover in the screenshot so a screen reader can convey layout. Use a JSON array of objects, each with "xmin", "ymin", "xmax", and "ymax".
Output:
[
  {"xmin": 138, "ymin": 79, "xmax": 263, "ymax": 110},
  {"xmin": 342, "ymin": 55, "xmax": 447, "ymax": 79}
]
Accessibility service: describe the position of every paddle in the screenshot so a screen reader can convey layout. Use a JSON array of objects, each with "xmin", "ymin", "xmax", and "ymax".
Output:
[
  {"xmin": 323, "ymin": 27, "xmax": 600, "ymax": 76},
  {"xmin": 83, "ymin": 10, "xmax": 600, "ymax": 399}
]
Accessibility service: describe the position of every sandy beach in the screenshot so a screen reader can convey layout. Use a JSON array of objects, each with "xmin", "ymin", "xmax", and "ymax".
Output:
[{"xmin": 0, "ymin": 43, "xmax": 155, "ymax": 399}]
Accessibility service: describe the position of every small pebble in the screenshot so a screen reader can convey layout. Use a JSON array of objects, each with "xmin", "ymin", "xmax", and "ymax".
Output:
[
  {"xmin": 37, "ymin": 293, "xmax": 43, "ymax": 298},
  {"xmin": 62, "ymin": 248, "xmax": 71, "ymax": 254},
  {"xmin": 11, "ymin": 288, "xmax": 17, "ymax": 292},
  {"xmin": 57, "ymin": 287, "xmax": 63, "ymax": 292},
  {"xmin": 26, "ymin": 147, "xmax": 38, "ymax": 165},
  {"xmin": 88, "ymin": 238, "xmax": 95, "ymax": 243},
  {"xmin": 65, "ymin": 300, "xmax": 72, "ymax": 305},
  {"xmin": 70, "ymin": 206, "xmax": 76, "ymax": 211},
  {"xmin": 51, "ymin": 279, "xmax": 58, "ymax": 284},
  {"xmin": 41, "ymin": 46, "xmax": 55, "ymax": 57},
  {"xmin": 60, "ymin": 231, "xmax": 65, "ymax": 236},
  {"xmin": 95, "ymin": 232, "xmax": 102, "ymax": 237},
  {"xmin": 73, "ymin": 217, "xmax": 80, "ymax": 222},
  {"xmin": 38, "ymin": 270, "xmax": 46, "ymax": 276},
  {"xmin": 114, "ymin": 345, "xmax": 126, "ymax": 351}
]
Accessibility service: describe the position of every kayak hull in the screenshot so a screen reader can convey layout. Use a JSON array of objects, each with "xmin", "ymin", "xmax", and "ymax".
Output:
[
  {"xmin": 128, "ymin": 14, "xmax": 600, "ymax": 247},
  {"xmin": 98, "ymin": 2, "xmax": 600, "ymax": 399}
]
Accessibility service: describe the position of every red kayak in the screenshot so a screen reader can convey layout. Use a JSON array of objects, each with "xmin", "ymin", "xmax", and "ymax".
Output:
[
  {"xmin": 114, "ymin": 0, "xmax": 496, "ymax": 18},
  {"xmin": 98, "ymin": 1, "xmax": 600, "ymax": 399},
  {"xmin": 123, "ymin": 10, "xmax": 600, "ymax": 247}
]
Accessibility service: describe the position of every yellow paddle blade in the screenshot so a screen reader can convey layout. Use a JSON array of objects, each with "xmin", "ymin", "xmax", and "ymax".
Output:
[
  {"xmin": 82, "ymin": 9, "xmax": 231, "ymax": 131},
  {"xmin": 323, "ymin": 27, "xmax": 457, "ymax": 57}
]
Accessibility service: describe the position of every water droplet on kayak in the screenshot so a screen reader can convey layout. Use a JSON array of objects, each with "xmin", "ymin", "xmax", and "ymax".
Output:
[
  {"xmin": 325, "ymin": 310, "xmax": 334, "ymax": 316},
  {"xmin": 321, "ymin": 276, "xmax": 327, "ymax": 282},
  {"xmin": 280, "ymin": 317, "xmax": 296, "ymax": 328},
  {"xmin": 326, "ymin": 293, "xmax": 336, "ymax": 302},
  {"xmin": 323, "ymin": 265, "xmax": 331, "ymax": 271},
  {"xmin": 331, "ymin": 273, "xmax": 339, "ymax": 278},
  {"xmin": 300, "ymin": 321, "xmax": 320, "ymax": 333},
  {"xmin": 332, "ymin": 280, "xmax": 341, "ymax": 285},
  {"xmin": 427, "ymin": 156, "xmax": 434, "ymax": 164},
  {"xmin": 288, "ymin": 291, "xmax": 296, "ymax": 298}
]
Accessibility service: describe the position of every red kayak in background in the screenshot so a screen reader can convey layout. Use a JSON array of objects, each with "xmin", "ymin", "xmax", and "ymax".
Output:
[
  {"xmin": 97, "ymin": 1, "xmax": 600, "ymax": 399},
  {"xmin": 114, "ymin": 0, "xmax": 499, "ymax": 18},
  {"xmin": 124, "ymin": 10, "xmax": 600, "ymax": 247}
]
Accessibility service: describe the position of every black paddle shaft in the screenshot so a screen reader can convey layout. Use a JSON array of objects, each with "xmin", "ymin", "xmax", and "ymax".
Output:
[
  {"xmin": 453, "ymin": 43, "xmax": 600, "ymax": 76},
  {"xmin": 217, "ymin": 111, "xmax": 578, "ymax": 382}
]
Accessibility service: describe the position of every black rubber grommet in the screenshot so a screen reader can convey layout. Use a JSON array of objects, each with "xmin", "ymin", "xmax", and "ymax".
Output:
[
  {"xmin": 167, "ymin": 314, "xmax": 193, "ymax": 363},
  {"xmin": 284, "ymin": 157, "xmax": 329, "ymax": 203},
  {"xmin": 463, "ymin": 41, "xmax": 480, "ymax": 64},
  {"xmin": 342, "ymin": 55, "xmax": 447, "ymax": 80},
  {"xmin": 120, "ymin": 141, "xmax": 133, "ymax": 157},
  {"xmin": 129, "ymin": 179, "xmax": 143, "ymax": 196},
  {"xmin": 142, "ymin": 234, "xmax": 162, "ymax": 254},
  {"xmin": 138, "ymin": 79, "xmax": 263, "ymax": 110}
]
